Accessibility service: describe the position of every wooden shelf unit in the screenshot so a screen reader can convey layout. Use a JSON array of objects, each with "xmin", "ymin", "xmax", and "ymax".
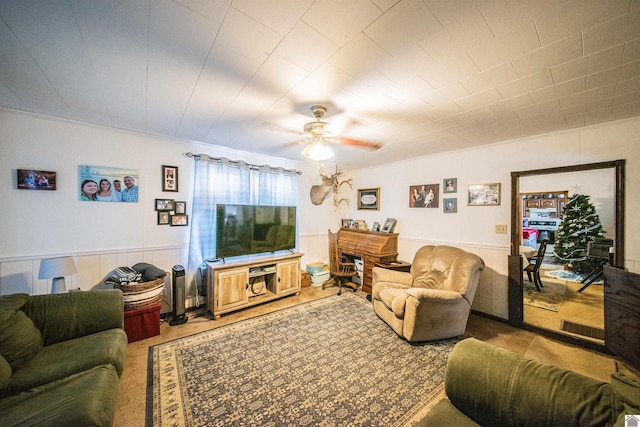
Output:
[{"xmin": 206, "ymin": 252, "xmax": 302, "ymax": 319}]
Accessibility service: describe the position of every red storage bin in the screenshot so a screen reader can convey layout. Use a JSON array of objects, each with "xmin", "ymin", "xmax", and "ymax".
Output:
[{"xmin": 123, "ymin": 303, "xmax": 161, "ymax": 342}]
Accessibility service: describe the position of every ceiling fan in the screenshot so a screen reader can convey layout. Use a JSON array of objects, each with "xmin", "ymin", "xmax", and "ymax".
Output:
[{"xmin": 299, "ymin": 105, "xmax": 382, "ymax": 161}]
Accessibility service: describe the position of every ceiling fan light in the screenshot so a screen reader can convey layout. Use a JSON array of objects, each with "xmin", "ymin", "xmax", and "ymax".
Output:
[{"xmin": 302, "ymin": 141, "xmax": 334, "ymax": 161}]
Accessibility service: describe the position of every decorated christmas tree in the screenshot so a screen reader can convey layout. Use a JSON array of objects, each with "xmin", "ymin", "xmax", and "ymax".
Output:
[{"xmin": 553, "ymin": 193, "xmax": 606, "ymax": 274}]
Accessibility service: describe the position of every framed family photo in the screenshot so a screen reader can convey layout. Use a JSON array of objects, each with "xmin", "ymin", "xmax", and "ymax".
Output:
[
  {"xmin": 170, "ymin": 214, "xmax": 188, "ymax": 226},
  {"xmin": 409, "ymin": 184, "xmax": 439, "ymax": 208},
  {"xmin": 155, "ymin": 198, "xmax": 175, "ymax": 211},
  {"xmin": 79, "ymin": 165, "xmax": 139, "ymax": 202},
  {"xmin": 162, "ymin": 165, "xmax": 178, "ymax": 192},
  {"xmin": 468, "ymin": 183, "xmax": 501, "ymax": 206},
  {"xmin": 17, "ymin": 169, "xmax": 57, "ymax": 190}
]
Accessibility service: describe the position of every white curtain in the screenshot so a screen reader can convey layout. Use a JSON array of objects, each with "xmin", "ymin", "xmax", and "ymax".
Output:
[{"xmin": 187, "ymin": 157, "xmax": 298, "ymax": 303}]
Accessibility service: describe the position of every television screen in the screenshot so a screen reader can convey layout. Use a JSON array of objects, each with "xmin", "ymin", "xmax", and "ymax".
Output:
[{"xmin": 215, "ymin": 204, "xmax": 296, "ymax": 259}]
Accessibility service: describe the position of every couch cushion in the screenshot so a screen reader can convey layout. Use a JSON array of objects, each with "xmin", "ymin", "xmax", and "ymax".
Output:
[
  {"xmin": 611, "ymin": 372, "xmax": 640, "ymax": 426},
  {"xmin": 4, "ymin": 328, "xmax": 127, "ymax": 396},
  {"xmin": 0, "ymin": 364, "xmax": 119, "ymax": 427},
  {"xmin": 0, "ymin": 294, "xmax": 29, "ymax": 310},
  {"xmin": 0, "ymin": 355, "xmax": 11, "ymax": 390},
  {"xmin": 0, "ymin": 308, "xmax": 43, "ymax": 371},
  {"xmin": 379, "ymin": 288, "xmax": 408, "ymax": 318}
]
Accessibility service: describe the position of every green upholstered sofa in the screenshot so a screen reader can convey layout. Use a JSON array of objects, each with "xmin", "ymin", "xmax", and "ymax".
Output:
[
  {"xmin": 0, "ymin": 289, "xmax": 127, "ymax": 426},
  {"xmin": 418, "ymin": 338, "xmax": 640, "ymax": 427}
]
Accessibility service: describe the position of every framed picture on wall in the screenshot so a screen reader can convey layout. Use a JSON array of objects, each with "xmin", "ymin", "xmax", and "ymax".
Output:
[
  {"xmin": 357, "ymin": 188, "xmax": 380, "ymax": 210},
  {"xmin": 155, "ymin": 198, "xmax": 175, "ymax": 211},
  {"xmin": 409, "ymin": 184, "xmax": 439, "ymax": 208},
  {"xmin": 158, "ymin": 211, "xmax": 170, "ymax": 225},
  {"xmin": 17, "ymin": 169, "xmax": 57, "ymax": 190},
  {"xmin": 170, "ymin": 214, "xmax": 188, "ymax": 226},
  {"xmin": 79, "ymin": 165, "xmax": 139, "ymax": 202},
  {"xmin": 162, "ymin": 165, "xmax": 178, "ymax": 192},
  {"xmin": 468, "ymin": 183, "xmax": 501, "ymax": 206},
  {"xmin": 443, "ymin": 198, "xmax": 457, "ymax": 213},
  {"xmin": 175, "ymin": 201, "xmax": 186, "ymax": 214},
  {"xmin": 443, "ymin": 178, "xmax": 457, "ymax": 193}
]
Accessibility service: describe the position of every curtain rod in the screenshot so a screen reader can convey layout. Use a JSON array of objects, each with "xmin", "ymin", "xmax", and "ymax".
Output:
[{"xmin": 185, "ymin": 152, "xmax": 302, "ymax": 175}]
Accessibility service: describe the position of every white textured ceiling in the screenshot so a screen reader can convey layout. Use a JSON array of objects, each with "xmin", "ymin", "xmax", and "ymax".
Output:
[{"xmin": 1, "ymin": 0, "xmax": 639, "ymax": 169}]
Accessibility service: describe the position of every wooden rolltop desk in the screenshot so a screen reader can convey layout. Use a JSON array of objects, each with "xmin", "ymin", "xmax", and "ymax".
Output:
[{"xmin": 336, "ymin": 228, "xmax": 399, "ymax": 293}]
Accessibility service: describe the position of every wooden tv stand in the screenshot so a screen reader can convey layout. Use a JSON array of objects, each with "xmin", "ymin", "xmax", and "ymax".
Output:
[{"xmin": 205, "ymin": 252, "xmax": 302, "ymax": 319}]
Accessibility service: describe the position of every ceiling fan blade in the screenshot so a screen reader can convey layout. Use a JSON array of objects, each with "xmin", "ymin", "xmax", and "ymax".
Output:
[{"xmin": 337, "ymin": 137, "xmax": 382, "ymax": 150}]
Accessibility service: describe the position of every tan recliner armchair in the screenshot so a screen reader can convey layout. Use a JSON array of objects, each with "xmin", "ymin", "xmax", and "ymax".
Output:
[{"xmin": 372, "ymin": 245, "xmax": 485, "ymax": 342}]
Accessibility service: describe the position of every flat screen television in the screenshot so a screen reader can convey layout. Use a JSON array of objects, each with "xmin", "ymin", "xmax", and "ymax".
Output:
[{"xmin": 215, "ymin": 204, "xmax": 297, "ymax": 259}]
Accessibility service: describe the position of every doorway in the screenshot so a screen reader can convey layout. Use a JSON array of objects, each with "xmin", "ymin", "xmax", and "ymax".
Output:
[{"xmin": 508, "ymin": 160, "xmax": 625, "ymax": 350}]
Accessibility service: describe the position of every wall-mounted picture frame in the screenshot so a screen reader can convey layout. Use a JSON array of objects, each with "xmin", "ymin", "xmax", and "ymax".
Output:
[
  {"xmin": 155, "ymin": 198, "xmax": 175, "ymax": 211},
  {"xmin": 409, "ymin": 184, "xmax": 439, "ymax": 208},
  {"xmin": 372, "ymin": 221, "xmax": 380, "ymax": 232},
  {"xmin": 357, "ymin": 187, "xmax": 380, "ymax": 210},
  {"xmin": 175, "ymin": 201, "xmax": 186, "ymax": 214},
  {"xmin": 157, "ymin": 211, "xmax": 170, "ymax": 225},
  {"xmin": 381, "ymin": 218, "xmax": 396, "ymax": 233},
  {"xmin": 443, "ymin": 178, "xmax": 457, "ymax": 193},
  {"xmin": 162, "ymin": 165, "xmax": 178, "ymax": 192},
  {"xmin": 468, "ymin": 183, "xmax": 501, "ymax": 206},
  {"xmin": 79, "ymin": 165, "xmax": 139, "ymax": 202},
  {"xmin": 170, "ymin": 214, "xmax": 188, "ymax": 226},
  {"xmin": 17, "ymin": 169, "xmax": 57, "ymax": 190},
  {"xmin": 443, "ymin": 198, "xmax": 457, "ymax": 213}
]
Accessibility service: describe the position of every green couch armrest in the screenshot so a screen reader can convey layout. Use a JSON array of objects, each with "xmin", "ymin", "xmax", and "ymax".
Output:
[
  {"xmin": 23, "ymin": 290, "xmax": 124, "ymax": 345},
  {"xmin": 443, "ymin": 338, "xmax": 614, "ymax": 427}
]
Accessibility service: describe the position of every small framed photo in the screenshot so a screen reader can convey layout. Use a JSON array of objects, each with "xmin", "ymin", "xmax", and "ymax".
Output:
[
  {"xmin": 157, "ymin": 211, "xmax": 170, "ymax": 225},
  {"xmin": 170, "ymin": 214, "xmax": 189, "ymax": 226},
  {"xmin": 381, "ymin": 218, "xmax": 396, "ymax": 233},
  {"xmin": 17, "ymin": 169, "xmax": 57, "ymax": 190},
  {"xmin": 342, "ymin": 219, "xmax": 354, "ymax": 228},
  {"xmin": 162, "ymin": 165, "xmax": 178, "ymax": 192},
  {"xmin": 443, "ymin": 198, "xmax": 457, "ymax": 213},
  {"xmin": 357, "ymin": 188, "xmax": 380, "ymax": 210},
  {"xmin": 468, "ymin": 183, "xmax": 501, "ymax": 206},
  {"xmin": 443, "ymin": 178, "xmax": 457, "ymax": 193},
  {"xmin": 155, "ymin": 198, "xmax": 175, "ymax": 211},
  {"xmin": 371, "ymin": 221, "xmax": 380, "ymax": 232},
  {"xmin": 175, "ymin": 201, "xmax": 186, "ymax": 214}
]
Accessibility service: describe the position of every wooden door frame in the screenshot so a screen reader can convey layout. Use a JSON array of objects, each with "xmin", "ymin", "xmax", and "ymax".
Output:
[{"xmin": 507, "ymin": 160, "xmax": 626, "ymax": 350}]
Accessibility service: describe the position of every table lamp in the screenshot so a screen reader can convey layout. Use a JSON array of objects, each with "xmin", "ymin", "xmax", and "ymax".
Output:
[{"xmin": 39, "ymin": 256, "xmax": 77, "ymax": 293}]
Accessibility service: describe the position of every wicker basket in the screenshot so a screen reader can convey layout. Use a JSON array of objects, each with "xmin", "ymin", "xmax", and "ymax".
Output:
[
  {"xmin": 124, "ymin": 292, "xmax": 163, "ymax": 311},
  {"xmin": 113, "ymin": 276, "xmax": 165, "ymax": 294},
  {"xmin": 111, "ymin": 275, "xmax": 166, "ymax": 311}
]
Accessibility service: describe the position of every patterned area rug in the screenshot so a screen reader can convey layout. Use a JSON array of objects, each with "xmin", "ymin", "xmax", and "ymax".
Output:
[
  {"xmin": 147, "ymin": 293, "xmax": 460, "ymax": 426},
  {"xmin": 523, "ymin": 280, "xmax": 567, "ymax": 312}
]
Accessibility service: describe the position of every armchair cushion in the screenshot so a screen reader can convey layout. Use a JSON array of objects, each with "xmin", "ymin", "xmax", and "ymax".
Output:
[{"xmin": 0, "ymin": 355, "xmax": 11, "ymax": 390}]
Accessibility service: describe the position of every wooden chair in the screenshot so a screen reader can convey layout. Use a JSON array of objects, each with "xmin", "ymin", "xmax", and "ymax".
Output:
[
  {"xmin": 323, "ymin": 230, "xmax": 358, "ymax": 295},
  {"xmin": 524, "ymin": 239, "xmax": 548, "ymax": 292}
]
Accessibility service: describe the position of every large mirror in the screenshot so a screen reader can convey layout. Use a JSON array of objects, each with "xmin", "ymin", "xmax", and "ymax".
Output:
[{"xmin": 508, "ymin": 160, "xmax": 625, "ymax": 350}]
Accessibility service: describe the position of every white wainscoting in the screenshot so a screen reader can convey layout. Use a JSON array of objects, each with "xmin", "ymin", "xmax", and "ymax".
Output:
[{"xmin": 0, "ymin": 246, "xmax": 189, "ymax": 314}]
